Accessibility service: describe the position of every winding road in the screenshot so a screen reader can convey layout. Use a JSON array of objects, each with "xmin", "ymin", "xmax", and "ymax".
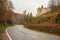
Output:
[{"xmin": 6, "ymin": 25, "xmax": 60, "ymax": 40}]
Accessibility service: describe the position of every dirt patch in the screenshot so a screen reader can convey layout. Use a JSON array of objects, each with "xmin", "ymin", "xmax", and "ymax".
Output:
[
  {"xmin": 0, "ymin": 32, "xmax": 3, "ymax": 40},
  {"xmin": 0, "ymin": 31, "xmax": 9, "ymax": 40}
]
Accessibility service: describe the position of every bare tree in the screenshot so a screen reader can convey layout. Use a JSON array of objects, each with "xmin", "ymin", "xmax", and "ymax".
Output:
[
  {"xmin": 29, "ymin": 12, "xmax": 33, "ymax": 23},
  {"xmin": 49, "ymin": 0, "xmax": 60, "ymax": 12},
  {"xmin": 23, "ymin": 10, "xmax": 27, "ymax": 24}
]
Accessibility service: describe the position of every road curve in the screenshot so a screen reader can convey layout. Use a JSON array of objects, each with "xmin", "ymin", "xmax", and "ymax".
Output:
[{"xmin": 6, "ymin": 25, "xmax": 60, "ymax": 40}]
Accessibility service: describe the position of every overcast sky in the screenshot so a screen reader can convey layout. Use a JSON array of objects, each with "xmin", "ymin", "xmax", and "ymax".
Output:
[{"xmin": 11, "ymin": 0, "xmax": 49, "ymax": 16}]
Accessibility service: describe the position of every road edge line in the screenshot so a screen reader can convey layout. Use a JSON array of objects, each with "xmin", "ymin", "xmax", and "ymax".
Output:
[{"xmin": 5, "ymin": 28, "xmax": 12, "ymax": 40}]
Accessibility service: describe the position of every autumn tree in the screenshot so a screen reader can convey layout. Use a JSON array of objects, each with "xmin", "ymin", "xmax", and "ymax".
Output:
[
  {"xmin": 0, "ymin": 0, "xmax": 14, "ymax": 25},
  {"xmin": 0, "ymin": 0, "xmax": 7, "ymax": 24},
  {"xmin": 7, "ymin": 0, "xmax": 14, "ymax": 10}
]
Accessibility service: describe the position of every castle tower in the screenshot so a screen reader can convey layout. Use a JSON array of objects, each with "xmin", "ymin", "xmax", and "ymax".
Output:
[{"xmin": 41, "ymin": 5, "xmax": 43, "ymax": 8}]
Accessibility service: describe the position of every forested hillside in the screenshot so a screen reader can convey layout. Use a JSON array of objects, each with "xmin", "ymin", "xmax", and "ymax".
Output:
[{"xmin": 32, "ymin": 9, "xmax": 60, "ymax": 24}]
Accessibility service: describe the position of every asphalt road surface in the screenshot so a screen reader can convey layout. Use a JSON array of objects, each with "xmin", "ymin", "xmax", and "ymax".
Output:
[{"xmin": 7, "ymin": 25, "xmax": 60, "ymax": 40}]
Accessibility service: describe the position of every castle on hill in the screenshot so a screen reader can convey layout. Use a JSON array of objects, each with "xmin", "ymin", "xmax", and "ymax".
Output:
[
  {"xmin": 36, "ymin": 5, "xmax": 51, "ymax": 16},
  {"xmin": 36, "ymin": 0, "xmax": 60, "ymax": 16}
]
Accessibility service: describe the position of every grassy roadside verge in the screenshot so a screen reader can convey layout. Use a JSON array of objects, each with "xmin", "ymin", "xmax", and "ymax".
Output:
[
  {"xmin": 0, "ymin": 25, "xmax": 9, "ymax": 32},
  {"xmin": 0, "ymin": 25, "xmax": 9, "ymax": 40},
  {"xmin": 24, "ymin": 24, "xmax": 60, "ymax": 36}
]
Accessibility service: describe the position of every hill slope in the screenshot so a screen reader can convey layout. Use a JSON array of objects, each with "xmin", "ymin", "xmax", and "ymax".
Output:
[{"xmin": 32, "ymin": 9, "xmax": 60, "ymax": 24}]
